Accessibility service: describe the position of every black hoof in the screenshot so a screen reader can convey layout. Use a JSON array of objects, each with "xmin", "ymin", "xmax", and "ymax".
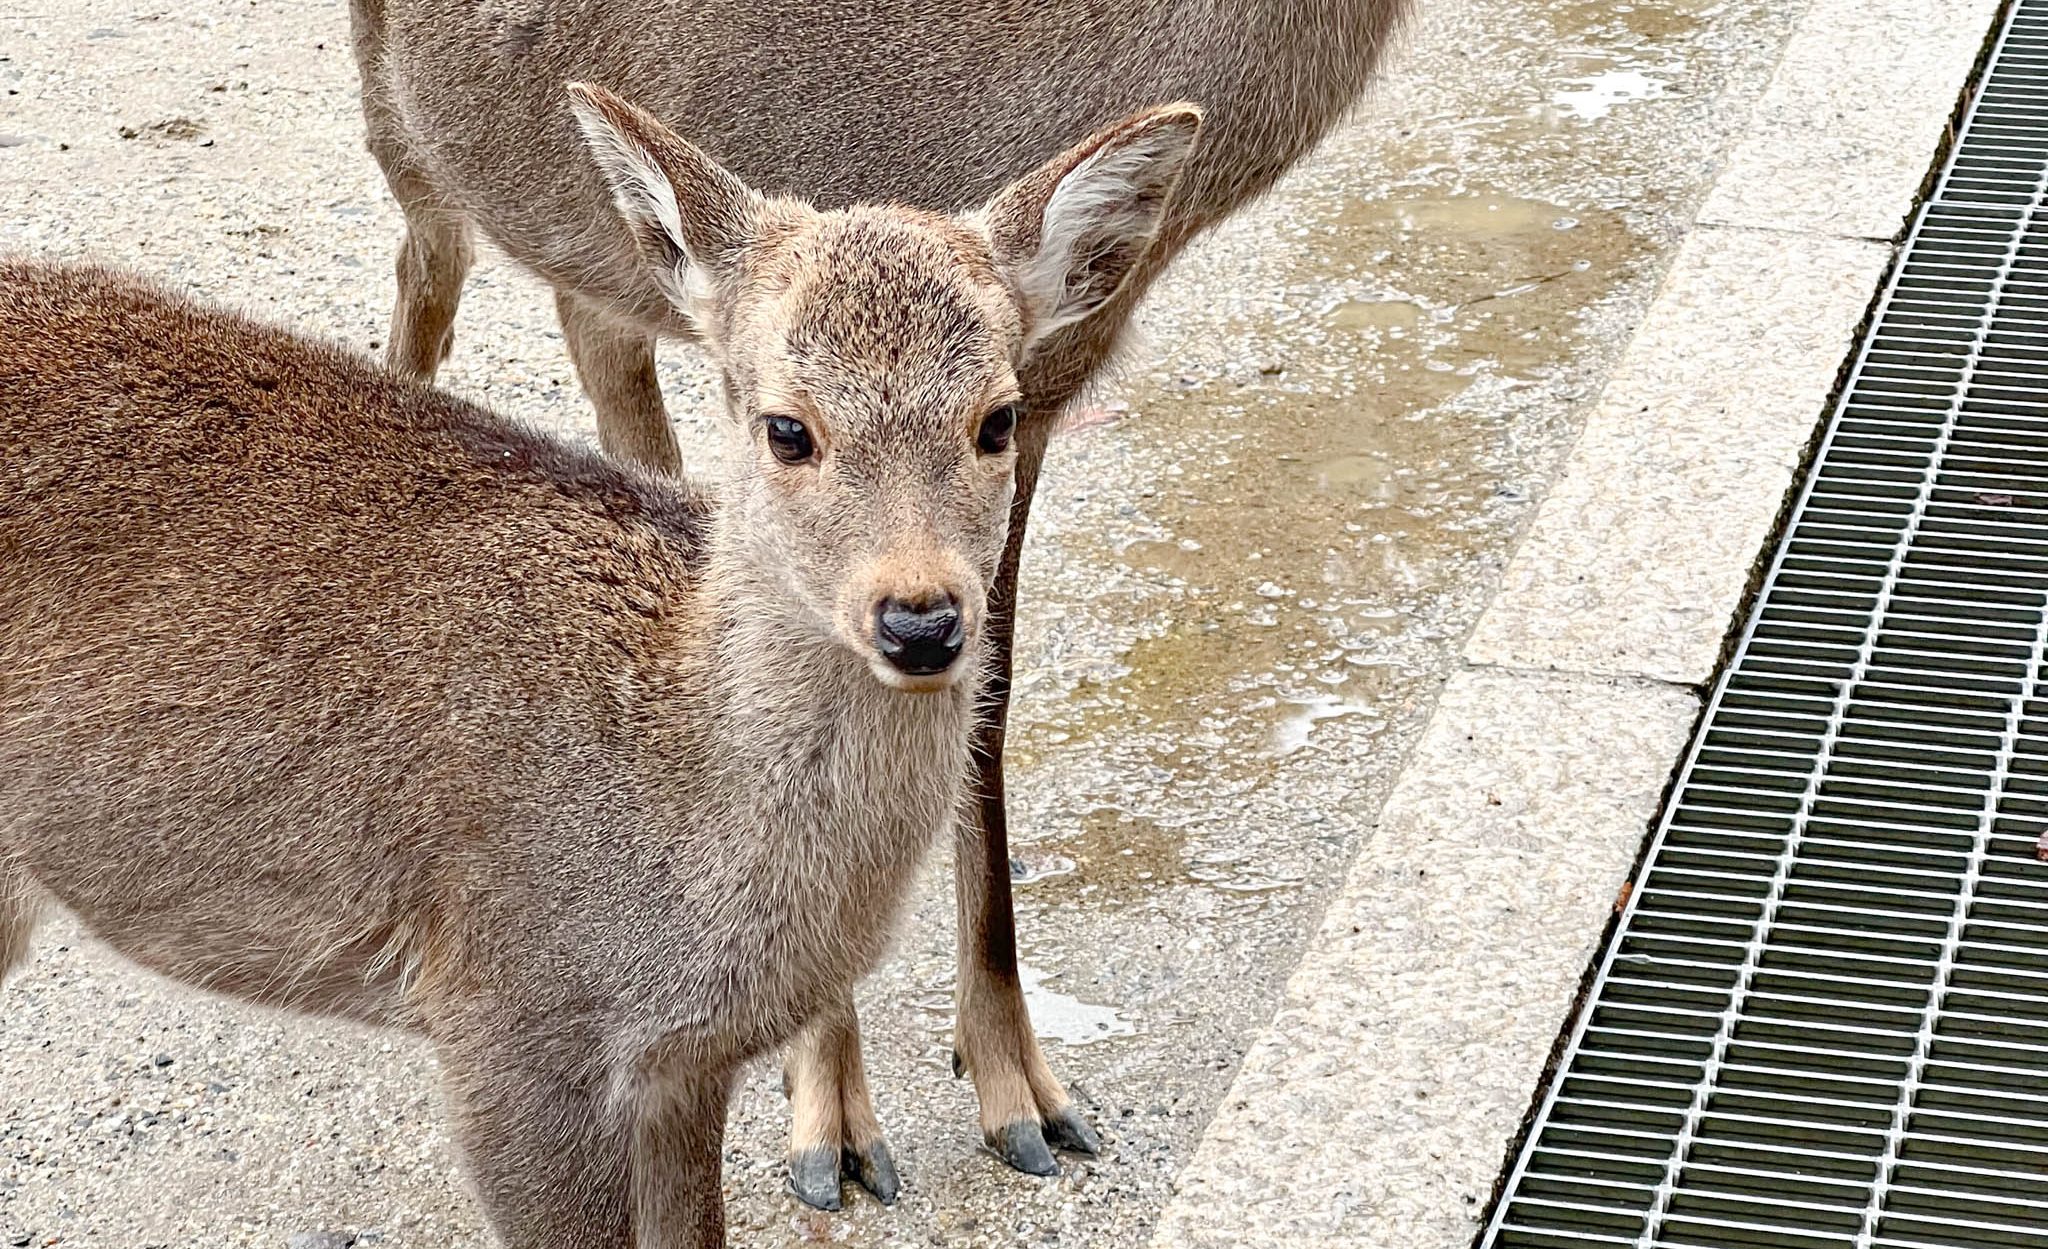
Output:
[
  {"xmin": 1043, "ymin": 1103, "xmax": 1102, "ymax": 1156},
  {"xmin": 847, "ymin": 1139, "xmax": 901, "ymax": 1205},
  {"xmin": 788, "ymin": 1145, "xmax": 843, "ymax": 1212},
  {"xmin": 987, "ymin": 1119, "xmax": 1059, "ymax": 1177}
]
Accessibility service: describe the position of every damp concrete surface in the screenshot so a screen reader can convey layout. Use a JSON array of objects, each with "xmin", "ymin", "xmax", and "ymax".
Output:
[{"xmin": 0, "ymin": 0, "xmax": 1806, "ymax": 1245}]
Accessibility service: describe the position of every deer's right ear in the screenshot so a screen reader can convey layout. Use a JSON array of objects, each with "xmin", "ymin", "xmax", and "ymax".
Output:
[{"xmin": 567, "ymin": 82, "xmax": 761, "ymax": 320}]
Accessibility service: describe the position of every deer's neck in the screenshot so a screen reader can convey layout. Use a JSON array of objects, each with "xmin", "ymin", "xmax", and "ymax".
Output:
[
  {"xmin": 703, "ymin": 594, "xmax": 976, "ymax": 817},
  {"xmin": 642, "ymin": 546, "xmax": 975, "ymax": 963}
]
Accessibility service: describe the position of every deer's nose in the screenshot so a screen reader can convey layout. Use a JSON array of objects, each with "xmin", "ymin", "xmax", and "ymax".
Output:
[{"xmin": 874, "ymin": 595, "xmax": 965, "ymax": 676}]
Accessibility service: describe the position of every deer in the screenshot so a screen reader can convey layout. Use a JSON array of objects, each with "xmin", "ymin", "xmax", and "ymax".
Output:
[
  {"xmin": 0, "ymin": 84, "xmax": 1200, "ymax": 1248},
  {"xmin": 347, "ymin": 0, "xmax": 1415, "ymax": 1207}
]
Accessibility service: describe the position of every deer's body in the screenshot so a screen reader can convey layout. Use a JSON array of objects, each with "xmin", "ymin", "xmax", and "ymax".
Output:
[
  {"xmin": 357, "ymin": 0, "xmax": 1404, "ymax": 338},
  {"xmin": 349, "ymin": 0, "xmax": 1411, "ymax": 1204},
  {"xmin": 0, "ymin": 91, "xmax": 1198, "ymax": 1244},
  {"xmin": 0, "ymin": 263, "xmax": 953, "ymax": 1049}
]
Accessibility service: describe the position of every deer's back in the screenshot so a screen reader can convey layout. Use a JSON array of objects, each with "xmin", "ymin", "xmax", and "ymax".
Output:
[
  {"xmin": 363, "ymin": 0, "xmax": 1410, "ymax": 319},
  {"xmin": 0, "ymin": 261, "xmax": 710, "ymax": 1011}
]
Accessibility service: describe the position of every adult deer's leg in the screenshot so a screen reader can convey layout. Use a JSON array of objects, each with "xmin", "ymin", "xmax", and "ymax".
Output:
[
  {"xmin": 785, "ymin": 989, "xmax": 900, "ymax": 1210},
  {"xmin": 556, "ymin": 291, "xmax": 684, "ymax": 476},
  {"xmin": 353, "ymin": 20, "xmax": 471, "ymax": 383},
  {"xmin": 0, "ymin": 867, "xmax": 40, "ymax": 984},
  {"xmin": 381, "ymin": 189, "xmax": 472, "ymax": 381},
  {"xmin": 953, "ymin": 412, "xmax": 1102, "ymax": 1175}
]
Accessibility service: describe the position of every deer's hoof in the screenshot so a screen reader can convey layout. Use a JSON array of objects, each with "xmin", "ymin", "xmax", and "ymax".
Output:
[
  {"xmin": 1043, "ymin": 1103, "xmax": 1102, "ymax": 1156},
  {"xmin": 788, "ymin": 1146, "xmax": 844, "ymax": 1211},
  {"xmin": 987, "ymin": 1119, "xmax": 1059, "ymax": 1176},
  {"xmin": 848, "ymin": 1139, "xmax": 901, "ymax": 1205},
  {"xmin": 788, "ymin": 1141, "xmax": 901, "ymax": 1210}
]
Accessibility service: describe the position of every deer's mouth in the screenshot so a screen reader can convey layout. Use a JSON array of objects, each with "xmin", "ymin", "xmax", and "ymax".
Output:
[{"xmin": 868, "ymin": 655, "xmax": 970, "ymax": 696}]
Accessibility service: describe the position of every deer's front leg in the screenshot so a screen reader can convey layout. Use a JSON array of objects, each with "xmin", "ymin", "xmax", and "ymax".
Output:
[
  {"xmin": 784, "ymin": 987, "xmax": 901, "ymax": 1210},
  {"xmin": 952, "ymin": 425, "xmax": 1101, "ymax": 1176},
  {"xmin": 437, "ymin": 1026, "xmax": 634, "ymax": 1249},
  {"xmin": 440, "ymin": 1016, "xmax": 732, "ymax": 1248},
  {"xmin": 634, "ymin": 1069, "xmax": 737, "ymax": 1249}
]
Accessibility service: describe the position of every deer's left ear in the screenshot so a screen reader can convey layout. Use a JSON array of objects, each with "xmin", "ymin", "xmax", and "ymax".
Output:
[
  {"xmin": 567, "ymin": 81, "xmax": 764, "ymax": 322},
  {"xmin": 977, "ymin": 104, "xmax": 1203, "ymax": 355}
]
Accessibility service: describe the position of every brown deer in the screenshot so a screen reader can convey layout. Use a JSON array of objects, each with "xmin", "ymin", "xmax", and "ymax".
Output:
[
  {"xmin": 0, "ymin": 85, "xmax": 1199, "ymax": 1248},
  {"xmin": 348, "ymin": 0, "xmax": 1414, "ymax": 1206}
]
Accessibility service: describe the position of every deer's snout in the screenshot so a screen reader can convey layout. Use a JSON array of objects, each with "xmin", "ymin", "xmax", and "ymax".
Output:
[
  {"xmin": 838, "ymin": 536, "xmax": 981, "ymax": 692},
  {"xmin": 874, "ymin": 594, "xmax": 965, "ymax": 677}
]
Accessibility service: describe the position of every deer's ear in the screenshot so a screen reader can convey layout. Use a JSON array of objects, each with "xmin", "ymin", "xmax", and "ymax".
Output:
[
  {"xmin": 979, "ymin": 104, "xmax": 1202, "ymax": 354},
  {"xmin": 567, "ymin": 82, "xmax": 762, "ymax": 319}
]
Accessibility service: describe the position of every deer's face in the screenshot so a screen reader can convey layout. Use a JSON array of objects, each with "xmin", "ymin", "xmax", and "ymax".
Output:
[
  {"xmin": 568, "ymin": 83, "xmax": 1202, "ymax": 691},
  {"xmin": 716, "ymin": 210, "xmax": 1024, "ymax": 690}
]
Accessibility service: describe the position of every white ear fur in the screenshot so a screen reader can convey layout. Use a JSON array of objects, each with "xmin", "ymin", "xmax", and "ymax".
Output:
[
  {"xmin": 984, "ymin": 107, "xmax": 1202, "ymax": 352},
  {"xmin": 567, "ymin": 84, "xmax": 744, "ymax": 320}
]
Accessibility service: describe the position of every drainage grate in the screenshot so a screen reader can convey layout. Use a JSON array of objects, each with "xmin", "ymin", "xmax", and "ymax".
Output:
[{"xmin": 1480, "ymin": 5, "xmax": 2048, "ymax": 1248}]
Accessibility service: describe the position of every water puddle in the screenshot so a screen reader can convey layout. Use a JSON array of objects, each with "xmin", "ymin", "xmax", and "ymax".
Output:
[
  {"xmin": 1534, "ymin": 0, "xmax": 1718, "ymax": 124},
  {"xmin": 1016, "ymin": 806, "xmax": 1191, "ymax": 898},
  {"xmin": 1327, "ymin": 297, "xmax": 1425, "ymax": 333},
  {"xmin": 909, "ymin": 961, "xmax": 1139, "ymax": 1050},
  {"xmin": 1544, "ymin": 0, "xmax": 1731, "ymax": 42},
  {"xmin": 1551, "ymin": 66, "xmax": 1674, "ymax": 121},
  {"xmin": 1010, "ymin": 853, "xmax": 1077, "ymax": 886},
  {"xmin": 1271, "ymin": 694, "xmax": 1377, "ymax": 756},
  {"xmin": 1019, "ymin": 964, "xmax": 1138, "ymax": 1047},
  {"xmin": 1045, "ymin": 186, "xmax": 1643, "ymax": 781}
]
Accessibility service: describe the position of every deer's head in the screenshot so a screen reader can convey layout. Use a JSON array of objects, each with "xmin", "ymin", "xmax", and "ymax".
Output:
[{"xmin": 568, "ymin": 84, "xmax": 1200, "ymax": 691}]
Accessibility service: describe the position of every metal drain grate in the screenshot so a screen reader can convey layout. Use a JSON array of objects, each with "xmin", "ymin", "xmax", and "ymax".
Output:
[{"xmin": 1481, "ymin": 5, "xmax": 2048, "ymax": 1248}]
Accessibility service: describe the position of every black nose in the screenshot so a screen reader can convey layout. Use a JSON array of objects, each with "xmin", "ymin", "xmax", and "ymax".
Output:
[{"xmin": 874, "ymin": 595, "xmax": 965, "ymax": 676}]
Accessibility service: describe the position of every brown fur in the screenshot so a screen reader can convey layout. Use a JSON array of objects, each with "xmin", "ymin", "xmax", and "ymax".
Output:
[
  {"xmin": 347, "ymin": 0, "xmax": 1413, "ymax": 1192},
  {"xmin": 0, "ymin": 97, "xmax": 1193, "ymax": 1245}
]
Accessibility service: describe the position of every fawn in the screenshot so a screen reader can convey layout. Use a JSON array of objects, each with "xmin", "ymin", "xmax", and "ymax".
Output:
[
  {"xmin": 0, "ymin": 86, "xmax": 1199, "ymax": 1247},
  {"xmin": 347, "ymin": 0, "xmax": 1413, "ymax": 1203}
]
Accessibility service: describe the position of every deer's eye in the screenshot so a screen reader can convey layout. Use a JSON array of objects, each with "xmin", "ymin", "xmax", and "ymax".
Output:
[
  {"xmin": 764, "ymin": 415, "xmax": 816, "ymax": 465},
  {"xmin": 977, "ymin": 404, "xmax": 1020, "ymax": 455}
]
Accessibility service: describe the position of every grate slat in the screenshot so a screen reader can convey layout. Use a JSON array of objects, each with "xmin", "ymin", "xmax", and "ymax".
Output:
[{"xmin": 1484, "ymin": 5, "xmax": 2048, "ymax": 1247}]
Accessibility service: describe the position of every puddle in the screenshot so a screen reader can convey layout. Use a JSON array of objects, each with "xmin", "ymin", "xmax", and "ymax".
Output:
[
  {"xmin": 1533, "ymin": 0, "xmax": 1713, "ymax": 124},
  {"xmin": 1046, "ymin": 186, "xmax": 1644, "ymax": 779},
  {"xmin": 1542, "ymin": 0, "xmax": 1731, "ymax": 43},
  {"xmin": 1018, "ymin": 806, "xmax": 1191, "ymax": 898},
  {"xmin": 1271, "ymin": 694, "xmax": 1377, "ymax": 756},
  {"xmin": 1328, "ymin": 297, "xmax": 1425, "ymax": 332},
  {"xmin": 1187, "ymin": 848, "xmax": 1300, "ymax": 897},
  {"xmin": 1551, "ymin": 67, "xmax": 1674, "ymax": 121},
  {"xmin": 1019, "ymin": 964, "xmax": 1138, "ymax": 1047},
  {"xmin": 910, "ymin": 959, "xmax": 1138, "ymax": 1050},
  {"xmin": 1010, "ymin": 853, "xmax": 1076, "ymax": 886}
]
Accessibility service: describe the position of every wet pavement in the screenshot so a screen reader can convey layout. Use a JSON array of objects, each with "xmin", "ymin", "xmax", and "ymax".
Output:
[{"xmin": 1, "ymin": 0, "xmax": 1807, "ymax": 1245}]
